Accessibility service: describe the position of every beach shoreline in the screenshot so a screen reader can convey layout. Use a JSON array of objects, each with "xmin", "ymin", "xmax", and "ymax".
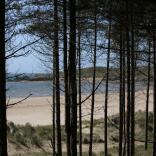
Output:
[{"xmin": 7, "ymin": 90, "xmax": 153, "ymax": 126}]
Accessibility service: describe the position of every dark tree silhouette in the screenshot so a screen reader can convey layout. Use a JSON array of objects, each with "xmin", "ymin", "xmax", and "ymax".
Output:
[
  {"xmin": 0, "ymin": 0, "xmax": 7, "ymax": 155},
  {"xmin": 145, "ymin": 40, "xmax": 151, "ymax": 150},
  {"xmin": 53, "ymin": 0, "xmax": 62, "ymax": 155},
  {"xmin": 153, "ymin": 31, "xmax": 156, "ymax": 156},
  {"xmin": 63, "ymin": 0, "xmax": 71, "ymax": 155},
  {"xmin": 69, "ymin": 0, "xmax": 77, "ymax": 155},
  {"xmin": 126, "ymin": 1, "xmax": 131, "ymax": 156},
  {"xmin": 89, "ymin": 3, "xmax": 97, "ymax": 155},
  {"xmin": 119, "ymin": 4, "xmax": 124, "ymax": 155},
  {"xmin": 130, "ymin": 4, "xmax": 136, "ymax": 155},
  {"xmin": 104, "ymin": 6, "xmax": 112, "ymax": 156},
  {"xmin": 78, "ymin": 20, "xmax": 82, "ymax": 156},
  {"xmin": 52, "ymin": 76, "xmax": 56, "ymax": 156}
]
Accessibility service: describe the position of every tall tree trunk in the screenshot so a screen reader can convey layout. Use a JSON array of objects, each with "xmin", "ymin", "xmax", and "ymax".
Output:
[
  {"xmin": 63, "ymin": 0, "xmax": 71, "ymax": 155},
  {"xmin": 126, "ymin": 1, "xmax": 131, "ymax": 156},
  {"xmin": 104, "ymin": 10, "xmax": 112, "ymax": 156},
  {"xmin": 89, "ymin": 5, "xmax": 97, "ymax": 156},
  {"xmin": 52, "ymin": 61, "xmax": 56, "ymax": 156},
  {"xmin": 122, "ymin": 39, "xmax": 126, "ymax": 156},
  {"xmin": 145, "ymin": 40, "xmax": 151, "ymax": 150},
  {"xmin": 78, "ymin": 27, "xmax": 82, "ymax": 156},
  {"xmin": 54, "ymin": 0, "xmax": 62, "ymax": 155},
  {"xmin": 69, "ymin": 0, "xmax": 77, "ymax": 155},
  {"xmin": 0, "ymin": 1, "xmax": 7, "ymax": 155},
  {"xmin": 130, "ymin": 5, "xmax": 135, "ymax": 155},
  {"xmin": 153, "ymin": 31, "xmax": 156, "ymax": 156},
  {"xmin": 119, "ymin": 11, "xmax": 124, "ymax": 156}
]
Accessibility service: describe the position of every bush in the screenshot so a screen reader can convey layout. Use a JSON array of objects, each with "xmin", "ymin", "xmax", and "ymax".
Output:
[
  {"xmin": 82, "ymin": 152, "xmax": 96, "ymax": 156},
  {"xmin": 99, "ymin": 152, "xmax": 112, "ymax": 156},
  {"xmin": 15, "ymin": 133, "xmax": 28, "ymax": 147},
  {"xmin": 82, "ymin": 133, "xmax": 103, "ymax": 144},
  {"xmin": 111, "ymin": 116, "xmax": 119, "ymax": 125},
  {"xmin": 83, "ymin": 137, "xmax": 90, "ymax": 144},
  {"xmin": 36, "ymin": 126, "xmax": 52, "ymax": 140},
  {"xmin": 31, "ymin": 135, "xmax": 42, "ymax": 147},
  {"xmin": 8, "ymin": 122, "xmax": 16, "ymax": 135},
  {"xmin": 111, "ymin": 136, "xmax": 118, "ymax": 142},
  {"xmin": 23, "ymin": 123, "xmax": 35, "ymax": 137},
  {"xmin": 93, "ymin": 134, "xmax": 103, "ymax": 143}
]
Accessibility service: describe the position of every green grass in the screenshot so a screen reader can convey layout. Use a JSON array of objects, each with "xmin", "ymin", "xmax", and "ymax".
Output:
[
  {"xmin": 12, "ymin": 145, "xmax": 152, "ymax": 156},
  {"xmin": 13, "ymin": 152, "xmax": 50, "ymax": 156},
  {"xmin": 8, "ymin": 111, "xmax": 154, "ymax": 155},
  {"xmin": 99, "ymin": 145, "xmax": 152, "ymax": 156}
]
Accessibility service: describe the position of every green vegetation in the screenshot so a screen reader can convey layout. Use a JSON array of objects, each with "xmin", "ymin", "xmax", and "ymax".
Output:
[
  {"xmin": 12, "ymin": 146, "xmax": 152, "ymax": 156},
  {"xmin": 8, "ymin": 67, "xmax": 154, "ymax": 82},
  {"xmin": 8, "ymin": 111, "xmax": 153, "ymax": 155}
]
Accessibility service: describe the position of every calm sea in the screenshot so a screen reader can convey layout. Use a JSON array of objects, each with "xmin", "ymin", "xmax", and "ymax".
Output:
[{"xmin": 6, "ymin": 81, "xmax": 144, "ymax": 98}]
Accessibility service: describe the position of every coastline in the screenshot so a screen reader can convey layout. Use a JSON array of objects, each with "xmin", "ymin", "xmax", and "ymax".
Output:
[{"xmin": 7, "ymin": 90, "xmax": 153, "ymax": 126}]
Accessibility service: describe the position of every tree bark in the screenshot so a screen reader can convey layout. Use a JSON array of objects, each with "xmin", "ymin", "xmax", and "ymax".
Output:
[
  {"xmin": 126, "ymin": 1, "xmax": 131, "ymax": 156},
  {"xmin": 69, "ymin": 0, "xmax": 77, "ymax": 155},
  {"xmin": 130, "ymin": 5, "xmax": 135, "ymax": 155},
  {"xmin": 153, "ymin": 31, "xmax": 156, "ymax": 156},
  {"xmin": 54, "ymin": 0, "xmax": 62, "ymax": 155},
  {"xmin": 104, "ymin": 9, "xmax": 112, "ymax": 156},
  {"xmin": 0, "ymin": 1, "xmax": 7, "ymax": 155},
  {"xmin": 52, "ymin": 60, "xmax": 56, "ymax": 156},
  {"xmin": 145, "ymin": 40, "xmax": 151, "ymax": 150},
  {"xmin": 63, "ymin": 0, "xmax": 71, "ymax": 155},
  {"xmin": 89, "ymin": 6, "xmax": 97, "ymax": 156},
  {"xmin": 119, "ymin": 12, "xmax": 124, "ymax": 156},
  {"xmin": 78, "ymin": 25, "xmax": 82, "ymax": 156},
  {"xmin": 122, "ymin": 38, "xmax": 126, "ymax": 156}
]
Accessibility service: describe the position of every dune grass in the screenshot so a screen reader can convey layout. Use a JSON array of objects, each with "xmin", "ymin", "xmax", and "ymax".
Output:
[{"xmin": 8, "ymin": 111, "xmax": 153, "ymax": 155}]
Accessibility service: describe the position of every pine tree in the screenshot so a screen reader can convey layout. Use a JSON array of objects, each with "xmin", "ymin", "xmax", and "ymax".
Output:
[
  {"xmin": 78, "ymin": 13, "xmax": 82, "ymax": 156},
  {"xmin": 153, "ymin": 29, "xmax": 156, "ymax": 156},
  {"xmin": 104, "ymin": 5, "xmax": 112, "ymax": 156},
  {"xmin": 130, "ymin": 4, "xmax": 135, "ymax": 155},
  {"xmin": 54, "ymin": 0, "xmax": 62, "ymax": 155},
  {"xmin": 89, "ymin": 3, "xmax": 97, "ymax": 155},
  {"xmin": 63, "ymin": 0, "xmax": 71, "ymax": 155},
  {"xmin": 119, "ymin": 4, "xmax": 124, "ymax": 155},
  {"xmin": 69, "ymin": 0, "xmax": 77, "ymax": 155},
  {"xmin": 126, "ymin": 1, "xmax": 131, "ymax": 155},
  {"xmin": 145, "ymin": 40, "xmax": 151, "ymax": 150},
  {"xmin": 0, "ymin": 0, "xmax": 7, "ymax": 155}
]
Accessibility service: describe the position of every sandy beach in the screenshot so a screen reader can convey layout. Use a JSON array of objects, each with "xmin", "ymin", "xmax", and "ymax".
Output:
[{"xmin": 7, "ymin": 90, "xmax": 153, "ymax": 126}]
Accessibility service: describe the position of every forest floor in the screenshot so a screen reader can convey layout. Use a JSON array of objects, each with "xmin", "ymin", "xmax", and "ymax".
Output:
[{"xmin": 7, "ymin": 90, "xmax": 153, "ymax": 125}]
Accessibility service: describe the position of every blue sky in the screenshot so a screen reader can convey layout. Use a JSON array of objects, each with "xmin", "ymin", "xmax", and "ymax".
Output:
[
  {"xmin": 8, "ymin": 52, "xmax": 108, "ymax": 74},
  {"xmin": 7, "ymin": 34, "xmax": 47, "ymax": 74},
  {"xmin": 8, "ymin": 54, "xmax": 45, "ymax": 74},
  {"xmin": 7, "ymin": 32, "xmax": 109, "ymax": 74}
]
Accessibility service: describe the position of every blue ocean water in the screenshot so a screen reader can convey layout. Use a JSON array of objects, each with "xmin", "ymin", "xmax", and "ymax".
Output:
[{"xmin": 6, "ymin": 80, "xmax": 144, "ymax": 98}]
